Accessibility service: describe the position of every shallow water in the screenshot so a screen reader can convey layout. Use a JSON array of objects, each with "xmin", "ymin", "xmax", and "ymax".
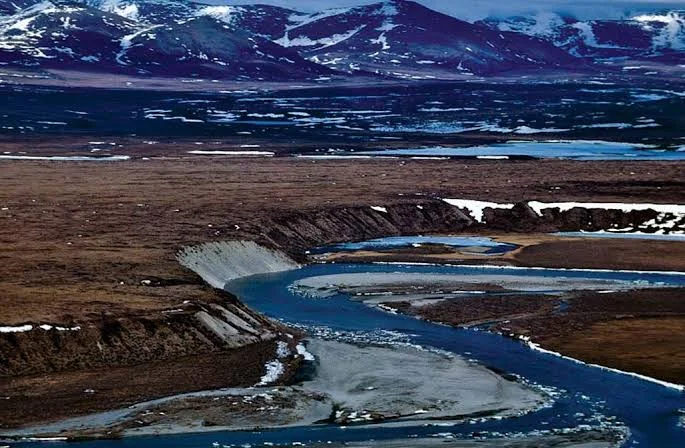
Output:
[
  {"xmin": 308, "ymin": 235, "xmax": 517, "ymax": 255},
  {"xmin": 4, "ymin": 82, "xmax": 685, "ymax": 150}
]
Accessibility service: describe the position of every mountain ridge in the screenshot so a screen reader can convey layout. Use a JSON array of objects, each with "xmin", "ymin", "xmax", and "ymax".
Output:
[{"xmin": 1, "ymin": 0, "xmax": 684, "ymax": 80}]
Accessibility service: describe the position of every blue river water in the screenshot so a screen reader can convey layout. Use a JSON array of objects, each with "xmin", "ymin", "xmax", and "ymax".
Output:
[
  {"xmin": 358, "ymin": 141, "xmax": 685, "ymax": 160},
  {"xmin": 222, "ymin": 263, "xmax": 685, "ymax": 447},
  {"xmin": 14, "ymin": 263, "xmax": 685, "ymax": 448}
]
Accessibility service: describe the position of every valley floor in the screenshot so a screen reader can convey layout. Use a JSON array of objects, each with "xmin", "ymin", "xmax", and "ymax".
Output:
[{"xmin": 0, "ymin": 150, "xmax": 684, "ymax": 431}]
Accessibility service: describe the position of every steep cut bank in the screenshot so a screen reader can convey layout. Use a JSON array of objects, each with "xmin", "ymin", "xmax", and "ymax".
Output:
[
  {"xmin": 0, "ymin": 247, "xmax": 301, "ymax": 427},
  {"xmin": 5, "ymin": 198, "xmax": 681, "ymax": 377},
  {"xmin": 256, "ymin": 202, "xmax": 474, "ymax": 258},
  {"xmin": 177, "ymin": 240, "xmax": 301, "ymax": 289},
  {"xmin": 239, "ymin": 199, "xmax": 685, "ymax": 259},
  {"xmin": 3, "ymin": 245, "xmax": 302, "ymax": 378},
  {"xmin": 0, "ymin": 289, "xmax": 285, "ymax": 378}
]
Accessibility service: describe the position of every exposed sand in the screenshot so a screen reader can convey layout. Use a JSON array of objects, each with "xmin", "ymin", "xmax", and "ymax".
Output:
[
  {"xmin": 291, "ymin": 272, "xmax": 648, "ymax": 303},
  {"xmin": 2, "ymin": 338, "xmax": 545, "ymax": 438},
  {"xmin": 303, "ymin": 339, "xmax": 544, "ymax": 423}
]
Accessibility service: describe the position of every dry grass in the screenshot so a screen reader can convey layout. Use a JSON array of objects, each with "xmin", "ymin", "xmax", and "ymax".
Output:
[{"xmin": 546, "ymin": 317, "xmax": 685, "ymax": 384}]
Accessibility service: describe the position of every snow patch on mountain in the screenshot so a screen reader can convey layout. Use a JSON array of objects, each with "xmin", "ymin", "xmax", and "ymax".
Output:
[
  {"xmin": 493, "ymin": 12, "xmax": 568, "ymax": 39},
  {"xmin": 277, "ymin": 25, "xmax": 365, "ymax": 50},
  {"xmin": 194, "ymin": 5, "xmax": 241, "ymax": 25},
  {"xmin": 633, "ymin": 12, "xmax": 685, "ymax": 51},
  {"xmin": 97, "ymin": 0, "xmax": 138, "ymax": 20},
  {"xmin": 484, "ymin": 9, "xmax": 685, "ymax": 60},
  {"xmin": 116, "ymin": 23, "xmax": 159, "ymax": 64}
]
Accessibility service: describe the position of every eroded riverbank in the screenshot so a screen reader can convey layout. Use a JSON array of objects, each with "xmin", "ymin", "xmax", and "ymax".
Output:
[{"xmin": 2, "ymin": 157, "xmax": 685, "ymax": 445}]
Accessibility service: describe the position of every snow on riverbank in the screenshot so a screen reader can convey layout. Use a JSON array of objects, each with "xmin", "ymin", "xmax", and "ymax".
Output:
[
  {"xmin": 256, "ymin": 341, "xmax": 291, "ymax": 386},
  {"xmin": 519, "ymin": 336, "xmax": 685, "ymax": 392},
  {"xmin": 0, "ymin": 324, "xmax": 80, "ymax": 333},
  {"xmin": 527, "ymin": 201, "xmax": 685, "ymax": 216},
  {"xmin": 442, "ymin": 199, "xmax": 514, "ymax": 222}
]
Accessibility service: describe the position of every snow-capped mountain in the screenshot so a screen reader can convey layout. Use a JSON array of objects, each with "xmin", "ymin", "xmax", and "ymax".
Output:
[
  {"xmin": 271, "ymin": 0, "xmax": 578, "ymax": 78},
  {"xmin": 0, "ymin": 0, "xmax": 330, "ymax": 79},
  {"xmin": 0, "ymin": 0, "xmax": 37, "ymax": 15},
  {"xmin": 481, "ymin": 11, "xmax": 685, "ymax": 63},
  {"xmin": 117, "ymin": 16, "xmax": 329, "ymax": 78},
  {"xmin": 0, "ymin": 1, "xmax": 138, "ymax": 65},
  {"xmin": 86, "ymin": 0, "xmax": 297, "ymax": 37},
  {"xmin": 9, "ymin": 0, "xmax": 685, "ymax": 80}
]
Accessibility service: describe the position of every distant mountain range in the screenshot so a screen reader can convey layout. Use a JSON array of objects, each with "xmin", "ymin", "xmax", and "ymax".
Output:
[
  {"xmin": 480, "ymin": 11, "xmax": 685, "ymax": 63},
  {"xmin": 0, "ymin": 0, "xmax": 684, "ymax": 81}
]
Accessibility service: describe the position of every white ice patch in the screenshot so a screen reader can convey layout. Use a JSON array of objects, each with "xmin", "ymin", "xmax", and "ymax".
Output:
[
  {"xmin": 571, "ymin": 22, "xmax": 624, "ymax": 50},
  {"xmin": 276, "ymin": 340, "xmax": 290, "ymax": 358},
  {"xmin": 0, "ymin": 324, "xmax": 33, "ymax": 333},
  {"xmin": 442, "ymin": 199, "xmax": 514, "ymax": 223},
  {"xmin": 371, "ymin": 206, "xmax": 388, "ymax": 213},
  {"xmin": 99, "ymin": 0, "xmax": 139, "ymax": 21},
  {"xmin": 513, "ymin": 126, "xmax": 570, "ymax": 134},
  {"xmin": 277, "ymin": 26, "xmax": 365, "ymax": 50},
  {"xmin": 0, "ymin": 155, "xmax": 129, "ymax": 161},
  {"xmin": 38, "ymin": 324, "xmax": 81, "ymax": 331},
  {"xmin": 256, "ymin": 340, "xmax": 292, "ymax": 386},
  {"xmin": 195, "ymin": 5, "xmax": 242, "ymax": 25},
  {"xmin": 444, "ymin": 198, "xmax": 685, "ymax": 231},
  {"xmin": 1, "ymin": 323, "xmax": 80, "ymax": 333},
  {"xmin": 633, "ymin": 12, "xmax": 685, "ymax": 51},
  {"xmin": 527, "ymin": 201, "xmax": 685, "ymax": 216},
  {"xmin": 116, "ymin": 25, "xmax": 162, "ymax": 65},
  {"xmin": 256, "ymin": 360, "xmax": 285, "ymax": 386},
  {"xmin": 296, "ymin": 343, "xmax": 316, "ymax": 361},
  {"xmin": 187, "ymin": 150, "xmax": 274, "ymax": 157}
]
